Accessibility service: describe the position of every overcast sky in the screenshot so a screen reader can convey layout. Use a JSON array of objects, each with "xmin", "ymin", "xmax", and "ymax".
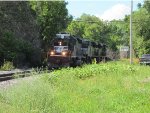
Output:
[{"xmin": 66, "ymin": 0, "xmax": 144, "ymax": 21}]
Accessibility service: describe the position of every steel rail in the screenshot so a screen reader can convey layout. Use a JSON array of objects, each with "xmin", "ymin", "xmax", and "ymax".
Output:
[{"xmin": 0, "ymin": 70, "xmax": 32, "ymax": 82}]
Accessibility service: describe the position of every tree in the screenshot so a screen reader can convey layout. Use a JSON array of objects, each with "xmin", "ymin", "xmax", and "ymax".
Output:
[
  {"xmin": 132, "ymin": 7, "xmax": 150, "ymax": 55},
  {"xmin": 143, "ymin": 0, "xmax": 150, "ymax": 13},
  {"xmin": 107, "ymin": 21, "xmax": 126, "ymax": 51},
  {"xmin": 0, "ymin": 1, "xmax": 41, "ymax": 67},
  {"xmin": 67, "ymin": 14, "xmax": 126, "ymax": 51},
  {"xmin": 137, "ymin": 3, "xmax": 142, "ymax": 9},
  {"xmin": 30, "ymin": 1, "xmax": 72, "ymax": 49},
  {"xmin": 67, "ymin": 14, "xmax": 109, "ymax": 42},
  {"xmin": 67, "ymin": 21, "xmax": 85, "ymax": 37}
]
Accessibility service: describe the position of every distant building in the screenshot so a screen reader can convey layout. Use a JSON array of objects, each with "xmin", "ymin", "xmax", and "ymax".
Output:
[{"xmin": 120, "ymin": 46, "xmax": 129, "ymax": 59}]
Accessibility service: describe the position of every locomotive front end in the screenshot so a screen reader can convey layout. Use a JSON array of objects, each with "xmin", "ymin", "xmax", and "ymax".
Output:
[{"xmin": 47, "ymin": 33, "xmax": 71, "ymax": 68}]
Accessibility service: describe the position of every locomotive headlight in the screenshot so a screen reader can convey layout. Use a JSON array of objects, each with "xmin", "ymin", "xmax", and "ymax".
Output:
[
  {"xmin": 59, "ymin": 41, "xmax": 62, "ymax": 46},
  {"xmin": 62, "ymin": 51, "xmax": 67, "ymax": 56},
  {"xmin": 50, "ymin": 51, "xmax": 55, "ymax": 55}
]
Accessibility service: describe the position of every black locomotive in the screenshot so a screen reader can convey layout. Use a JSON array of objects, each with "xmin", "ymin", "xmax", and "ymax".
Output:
[{"xmin": 47, "ymin": 33, "xmax": 107, "ymax": 68}]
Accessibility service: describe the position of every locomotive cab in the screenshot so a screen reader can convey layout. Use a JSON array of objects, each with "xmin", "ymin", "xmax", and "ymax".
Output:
[{"xmin": 50, "ymin": 39, "xmax": 70, "ymax": 56}]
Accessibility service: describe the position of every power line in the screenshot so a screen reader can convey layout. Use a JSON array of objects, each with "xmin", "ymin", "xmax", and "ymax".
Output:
[
  {"xmin": 73, "ymin": 20, "xmax": 150, "ymax": 24},
  {"xmin": 74, "ymin": 20, "xmax": 100, "ymax": 23}
]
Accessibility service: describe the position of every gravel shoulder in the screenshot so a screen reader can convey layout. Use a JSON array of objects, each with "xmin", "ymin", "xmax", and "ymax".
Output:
[{"xmin": 0, "ymin": 76, "xmax": 37, "ymax": 91}]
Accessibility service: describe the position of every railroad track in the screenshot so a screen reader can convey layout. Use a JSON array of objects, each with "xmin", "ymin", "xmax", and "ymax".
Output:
[{"xmin": 0, "ymin": 69, "xmax": 32, "ymax": 82}]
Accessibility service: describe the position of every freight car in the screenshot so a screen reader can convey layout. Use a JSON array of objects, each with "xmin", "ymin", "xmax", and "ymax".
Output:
[{"xmin": 47, "ymin": 33, "xmax": 107, "ymax": 68}]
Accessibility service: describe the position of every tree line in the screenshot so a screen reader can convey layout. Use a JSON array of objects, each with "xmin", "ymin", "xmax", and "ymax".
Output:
[
  {"xmin": 67, "ymin": 0, "xmax": 150, "ymax": 57},
  {"xmin": 0, "ymin": 0, "xmax": 149, "ymax": 67}
]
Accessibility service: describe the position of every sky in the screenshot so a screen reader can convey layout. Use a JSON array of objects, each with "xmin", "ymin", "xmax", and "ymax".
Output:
[{"xmin": 66, "ymin": 0, "xmax": 144, "ymax": 21}]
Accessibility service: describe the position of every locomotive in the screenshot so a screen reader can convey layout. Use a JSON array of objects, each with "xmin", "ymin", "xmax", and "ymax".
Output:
[{"xmin": 47, "ymin": 33, "xmax": 107, "ymax": 68}]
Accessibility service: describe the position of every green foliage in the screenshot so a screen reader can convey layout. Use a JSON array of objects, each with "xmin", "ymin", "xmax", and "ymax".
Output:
[
  {"xmin": 67, "ymin": 21, "xmax": 85, "ymax": 37},
  {"xmin": 92, "ymin": 58, "xmax": 97, "ymax": 64},
  {"xmin": 108, "ymin": 2, "xmax": 150, "ymax": 57},
  {"xmin": 108, "ymin": 20, "xmax": 129, "ymax": 50},
  {"xmin": 67, "ymin": 14, "xmax": 110, "ymax": 46},
  {"xmin": 29, "ymin": 1, "xmax": 72, "ymax": 49},
  {"xmin": 67, "ymin": 14, "xmax": 121, "ymax": 51},
  {"xmin": 0, "ymin": 61, "xmax": 14, "ymax": 71},
  {"xmin": 80, "ymin": 13, "xmax": 100, "ymax": 21},
  {"xmin": 34, "ymin": 62, "xmax": 150, "ymax": 113},
  {"xmin": 133, "ymin": 35, "xmax": 147, "ymax": 57},
  {"xmin": 0, "ymin": 32, "xmax": 34, "ymax": 67},
  {"xmin": 1, "ymin": 62, "xmax": 150, "ymax": 113},
  {"xmin": 125, "ymin": 0, "xmax": 150, "ymax": 57},
  {"xmin": 69, "ymin": 1, "xmax": 150, "ymax": 57},
  {"xmin": 133, "ymin": 8, "xmax": 150, "ymax": 41},
  {"xmin": 125, "ymin": 6, "xmax": 150, "ymax": 57},
  {"xmin": 143, "ymin": 0, "xmax": 150, "ymax": 13},
  {"xmin": 0, "ymin": 79, "xmax": 57, "ymax": 113},
  {"xmin": 83, "ymin": 23, "xmax": 109, "ymax": 43},
  {"xmin": 46, "ymin": 62, "xmax": 138, "ymax": 80}
]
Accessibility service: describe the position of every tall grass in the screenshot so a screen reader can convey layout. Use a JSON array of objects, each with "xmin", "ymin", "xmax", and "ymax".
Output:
[
  {"xmin": 0, "ymin": 61, "xmax": 14, "ymax": 71},
  {"xmin": 0, "ymin": 61, "xmax": 150, "ymax": 113},
  {"xmin": 0, "ymin": 77, "xmax": 62, "ymax": 113}
]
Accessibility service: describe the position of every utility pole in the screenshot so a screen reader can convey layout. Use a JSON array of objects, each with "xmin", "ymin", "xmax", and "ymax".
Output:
[{"xmin": 130, "ymin": 0, "xmax": 133, "ymax": 64}]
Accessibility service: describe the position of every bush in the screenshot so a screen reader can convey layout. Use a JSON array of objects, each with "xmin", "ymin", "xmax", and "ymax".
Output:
[{"xmin": 0, "ymin": 61, "xmax": 14, "ymax": 71}]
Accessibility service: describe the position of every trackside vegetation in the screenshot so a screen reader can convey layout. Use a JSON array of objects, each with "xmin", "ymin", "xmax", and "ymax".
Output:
[{"xmin": 0, "ymin": 61, "xmax": 150, "ymax": 113}]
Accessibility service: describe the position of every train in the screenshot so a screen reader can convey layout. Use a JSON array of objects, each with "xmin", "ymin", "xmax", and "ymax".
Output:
[{"xmin": 47, "ymin": 33, "xmax": 108, "ymax": 68}]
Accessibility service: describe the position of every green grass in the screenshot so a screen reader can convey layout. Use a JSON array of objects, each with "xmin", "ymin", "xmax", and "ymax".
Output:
[{"xmin": 0, "ymin": 61, "xmax": 150, "ymax": 113}]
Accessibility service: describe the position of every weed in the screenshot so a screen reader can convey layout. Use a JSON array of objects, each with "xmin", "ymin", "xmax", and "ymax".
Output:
[
  {"xmin": 0, "ymin": 60, "xmax": 14, "ymax": 71},
  {"xmin": 1, "ymin": 61, "xmax": 150, "ymax": 113}
]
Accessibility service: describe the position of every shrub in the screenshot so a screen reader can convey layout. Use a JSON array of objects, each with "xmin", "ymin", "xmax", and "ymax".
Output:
[{"xmin": 0, "ymin": 61, "xmax": 14, "ymax": 71}]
